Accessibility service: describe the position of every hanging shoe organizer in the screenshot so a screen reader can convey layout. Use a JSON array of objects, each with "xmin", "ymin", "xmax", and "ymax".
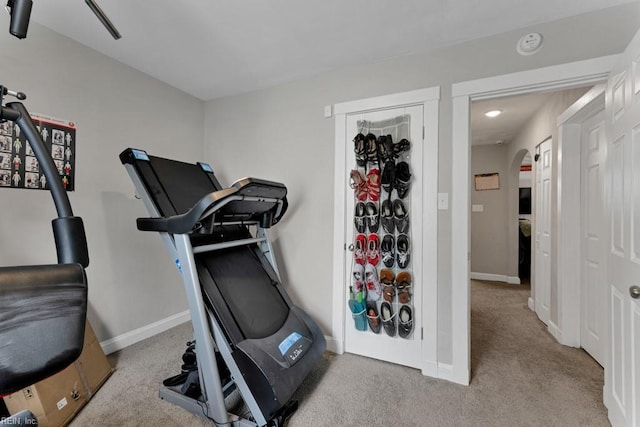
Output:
[{"xmin": 348, "ymin": 114, "xmax": 414, "ymax": 340}]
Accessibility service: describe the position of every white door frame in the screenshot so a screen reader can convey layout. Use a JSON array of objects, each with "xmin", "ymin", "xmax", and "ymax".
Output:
[
  {"xmin": 556, "ymin": 85, "xmax": 606, "ymax": 348},
  {"xmin": 451, "ymin": 55, "xmax": 618, "ymax": 385},
  {"xmin": 331, "ymin": 87, "xmax": 440, "ymax": 377}
]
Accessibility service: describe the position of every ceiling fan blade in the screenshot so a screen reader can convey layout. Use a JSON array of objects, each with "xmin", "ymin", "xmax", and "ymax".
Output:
[{"xmin": 85, "ymin": 0, "xmax": 121, "ymax": 40}]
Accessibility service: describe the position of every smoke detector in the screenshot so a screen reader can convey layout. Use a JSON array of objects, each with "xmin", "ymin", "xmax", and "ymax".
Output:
[{"xmin": 517, "ymin": 32, "xmax": 543, "ymax": 56}]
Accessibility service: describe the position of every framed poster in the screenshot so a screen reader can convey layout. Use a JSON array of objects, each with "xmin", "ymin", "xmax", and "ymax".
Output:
[
  {"xmin": 474, "ymin": 173, "xmax": 499, "ymax": 191},
  {"xmin": 0, "ymin": 113, "xmax": 76, "ymax": 191}
]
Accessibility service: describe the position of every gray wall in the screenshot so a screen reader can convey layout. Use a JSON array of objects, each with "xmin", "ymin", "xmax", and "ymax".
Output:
[
  {"xmin": 0, "ymin": 4, "xmax": 636, "ymax": 368},
  {"xmin": 470, "ymin": 144, "xmax": 509, "ymax": 276},
  {"xmin": 0, "ymin": 24, "xmax": 204, "ymax": 341},
  {"xmin": 204, "ymin": 6, "xmax": 639, "ymax": 364}
]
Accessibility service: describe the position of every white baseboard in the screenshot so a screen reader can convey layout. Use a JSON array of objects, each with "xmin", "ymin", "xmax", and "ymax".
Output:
[
  {"xmin": 548, "ymin": 320, "xmax": 563, "ymax": 344},
  {"xmin": 470, "ymin": 272, "xmax": 521, "ymax": 285},
  {"xmin": 324, "ymin": 335, "xmax": 343, "ymax": 354},
  {"xmin": 100, "ymin": 310, "xmax": 191, "ymax": 355},
  {"xmin": 528, "ymin": 297, "xmax": 535, "ymax": 311}
]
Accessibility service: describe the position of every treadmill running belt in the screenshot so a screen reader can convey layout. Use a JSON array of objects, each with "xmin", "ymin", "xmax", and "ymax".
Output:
[{"xmin": 198, "ymin": 245, "xmax": 289, "ymax": 340}]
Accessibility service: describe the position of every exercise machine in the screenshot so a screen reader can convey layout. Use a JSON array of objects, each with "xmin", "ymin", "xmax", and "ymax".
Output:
[
  {"xmin": 120, "ymin": 148, "xmax": 326, "ymax": 426},
  {"xmin": 0, "ymin": 86, "xmax": 89, "ymax": 424}
]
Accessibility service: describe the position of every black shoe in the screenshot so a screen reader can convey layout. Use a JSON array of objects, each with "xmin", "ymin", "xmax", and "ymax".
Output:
[
  {"xmin": 354, "ymin": 202, "xmax": 366, "ymax": 233},
  {"xmin": 395, "ymin": 161, "xmax": 411, "ymax": 199},
  {"xmin": 365, "ymin": 133, "xmax": 378, "ymax": 164},
  {"xmin": 353, "ymin": 133, "xmax": 366, "ymax": 167},
  {"xmin": 381, "ymin": 234, "xmax": 395, "ymax": 268},
  {"xmin": 366, "ymin": 301, "xmax": 381, "ymax": 334},
  {"xmin": 393, "ymin": 138, "xmax": 411, "ymax": 157},
  {"xmin": 377, "ymin": 134, "xmax": 394, "ymax": 164},
  {"xmin": 380, "ymin": 301, "xmax": 396, "ymax": 337},
  {"xmin": 381, "ymin": 161, "xmax": 395, "ymax": 194},
  {"xmin": 381, "ymin": 199, "xmax": 394, "ymax": 234},
  {"xmin": 398, "ymin": 304, "xmax": 413, "ymax": 339},
  {"xmin": 393, "ymin": 199, "xmax": 409, "ymax": 234},
  {"xmin": 365, "ymin": 201, "xmax": 379, "ymax": 233},
  {"xmin": 397, "ymin": 234, "xmax": 410, "ymax": 269}
]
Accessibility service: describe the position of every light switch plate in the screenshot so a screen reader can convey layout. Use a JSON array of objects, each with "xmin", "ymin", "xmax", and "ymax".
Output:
[{"xmin": 472, "ymin": 204, "xmax": 484, "ymax": 212}]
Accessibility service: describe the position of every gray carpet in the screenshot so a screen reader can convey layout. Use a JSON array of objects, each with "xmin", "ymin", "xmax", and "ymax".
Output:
[{"xmin": 70, "ymin": 280, "xmax": 608, "ymax": 426}]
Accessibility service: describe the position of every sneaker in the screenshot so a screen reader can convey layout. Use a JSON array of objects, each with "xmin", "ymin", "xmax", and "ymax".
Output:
[
  {"xmin": 352, "ymin": 263, "xmax": 365, "ymax": 295},
  {"xmin": 364, "ymin": 263, "xmax": 382, "ymax": 301},
  {"xmin": 354, "ymin": 234, "xmax": 367, "ymax": 265},
  {"xmin": 367, "ymin": 234, "xmax": 380, "ymax": 266},
  {"xmin": 381, "ymin": 235, "xmax": 395, "ymax": 268},
  {"xmin": 396, "ymin": 234, "xmax": 410, "ymax": 269}
]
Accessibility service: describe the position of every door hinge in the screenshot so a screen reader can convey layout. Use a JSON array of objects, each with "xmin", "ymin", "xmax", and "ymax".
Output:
[
  {"xmin": 421, "ymin": 327, "xmax": 424, "ymax": 340},
  {"xmin": 422, "ymin": 126, "xmax": 425, "ymax": 140}
]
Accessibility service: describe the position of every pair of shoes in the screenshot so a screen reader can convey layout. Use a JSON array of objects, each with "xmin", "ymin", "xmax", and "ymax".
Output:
[
  {"xmin": 398, "ymin": 304, "xmax": 414, "ymax": 338},
  {"xmin": 354, "ymin": 202, "xmax": 379, "ymax": 233},
  {"xmin": 397, "ymin": 234, "xmax": 410, "ymax": 268},
  {"xmin": 396, "ymin": 271, "xmax": 412, "ymax": 303},
  {"xmin": 354, "ymin": 233, "xmax": 382, "ymax": 267},
  {"xmin": 350, "ymin": 169, "xmax": 381, "ymax": 202},
  {"xmin": 395, "ymin": 162, "xmax": 411, "ymax": 199},
  {"xmin": 382, "ymin": 200, "xmax": 409, "ymax": 234},
  {"xmin": 379, "ymin": 268, "xmax": 395, "ymax": 302},
  {"xmin": 366, "ymin": 301, "xmax": 381, "ymax": 334},
  {"xmin": 380, "ymin": 301, "xmax": 396, "ymax": 337}
]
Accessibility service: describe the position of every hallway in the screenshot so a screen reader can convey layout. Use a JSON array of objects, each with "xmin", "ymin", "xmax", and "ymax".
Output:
[{"xmin": 471, "ymin": 279, "xmax": 607, "ymax": 425}]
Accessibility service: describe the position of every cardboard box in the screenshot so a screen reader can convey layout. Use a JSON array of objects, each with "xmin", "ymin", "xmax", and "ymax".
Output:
[{"xmin": 3, "ymin": 322, "xmax": 113, "ymax": 427}]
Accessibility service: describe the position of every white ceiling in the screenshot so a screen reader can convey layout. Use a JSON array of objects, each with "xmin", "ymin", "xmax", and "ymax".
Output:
[
  {"xmin": 471, "ymin": 92, "xmax": 560, "ymax": 146},
  {"xmin": 24, "ymin": 0, "xmax": 639, "ymax": 101}
]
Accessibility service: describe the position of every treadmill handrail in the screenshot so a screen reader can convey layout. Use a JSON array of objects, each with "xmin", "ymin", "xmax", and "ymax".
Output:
[{"xmin": 137, "ymin": 189, "xmax": 284, "ymax": 234}]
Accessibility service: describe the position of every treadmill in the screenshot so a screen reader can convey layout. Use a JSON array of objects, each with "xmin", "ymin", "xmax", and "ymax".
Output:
[{"xmin": 119, "ymin": 148, "xmax": 326, "ymax": 427}]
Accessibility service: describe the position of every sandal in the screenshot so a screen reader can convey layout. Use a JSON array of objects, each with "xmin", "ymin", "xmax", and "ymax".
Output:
[
  {"xmin": 396, "ymin": 271, "xmax": 412, "ymax": 303},
  {"xmin": 349, "ymin": 169, "xmax": 368, "ymax": 201},
  {"xmin": 393, "ymin": 138, "xmax": 411, "ymax": 157},
  {"xmin": 366, "ymin": 168, "xmax": 380, "ymax": 201},
  {"xmin": 366, "ymin": 301, "xmax": 381, "ymax": 334},
  {"xmin": 379, "ymin": 268, "xmax": 395, "ymax": 302},
  {"xmin": 380, "ymin": 234, "xmax": 395, "ymax": 268},
  {"xmin": 365, "ymin": 133, "xmax": 378, "ymax": 164},
  {"xmin": 353, "ymin": 133, "xmax": 367, "ymax": 167},
  {"xmin": 377, "ymin": 134, "xmax": 394, "ymax": 164},
  {"xmin": 380, "ymin": 301, "xmax": 396, "ymax": 337},
  {"xmin": 396, "ymin": 234, "xmax": 410, "ymax": 269},
  {"xmin": 398, "ymin": 304, "xmax": 414, "ymax": 338},
  {"xmin": 394, "ymin": 161, "xmax": 411, "ymax": 199}
]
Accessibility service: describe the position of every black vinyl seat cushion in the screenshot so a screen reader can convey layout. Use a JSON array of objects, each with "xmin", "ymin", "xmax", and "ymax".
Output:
[{"xmin": 0, "ymin": 263, "xmax": 87, "ymax": 395}]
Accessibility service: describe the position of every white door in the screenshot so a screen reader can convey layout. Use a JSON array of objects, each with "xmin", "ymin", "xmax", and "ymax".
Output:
[
  {"xmin": 534, "ymin": 138, "xmax": 552, "ymax": 325},
  {"xmin": 580, "ymin": 109, "xmax": 607, "ymax": 367},
  {"xmin": 604, "ymin": 29, "xmax": 640, "ymax": 427},
  {"xmin": 343, "ymin": 105, "xmax": 424, "ymax": 369}
]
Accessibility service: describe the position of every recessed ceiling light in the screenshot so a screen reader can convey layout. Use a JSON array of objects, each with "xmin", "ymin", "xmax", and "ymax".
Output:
[{"xmin": 485, "ymin": 110, "xmax": 502, "ymax": 118}]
